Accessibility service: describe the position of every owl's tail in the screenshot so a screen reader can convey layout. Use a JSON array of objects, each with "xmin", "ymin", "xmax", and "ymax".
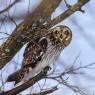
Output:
[{"xmin": 6, "ymin": 67, "xmax": 29, "ymax": 85}]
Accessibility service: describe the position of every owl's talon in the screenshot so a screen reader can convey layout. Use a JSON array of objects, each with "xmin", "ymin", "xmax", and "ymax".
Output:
[{"xmin": 44, "ymin": 66, "xmax": 51, "ymax": 72}]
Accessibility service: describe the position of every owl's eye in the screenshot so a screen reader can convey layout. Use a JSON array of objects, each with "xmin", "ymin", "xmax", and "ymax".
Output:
[{"xmin": 64, "ymin": 30, "xmax": 69, "ymax": 35}]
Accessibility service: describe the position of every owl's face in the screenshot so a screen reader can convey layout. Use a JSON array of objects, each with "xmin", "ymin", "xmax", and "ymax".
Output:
[{"xmin": 50, "ymin": 26, "xmax": 72, "ymax": 48}]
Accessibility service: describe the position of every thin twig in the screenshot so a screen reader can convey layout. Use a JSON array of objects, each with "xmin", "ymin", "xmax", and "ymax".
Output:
[
  {"xmin": 28, "ymin": 86, "xmax": 58, "ymax": 95},
  {"xmin": 0, "ymin": 0, "xmax": 21, "ymax": 15},
  {"xmin": 0, "ymin": 67, "xmax": 49, "ymax": 95}
]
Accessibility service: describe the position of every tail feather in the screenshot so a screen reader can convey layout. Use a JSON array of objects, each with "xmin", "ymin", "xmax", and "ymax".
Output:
[
  {"xmin": 6, "ymin": 67, "xmax": 29, "ymax": 85},
  {"xmin": 6, "ymin": 69, "xmax": 22, "ymax": 84}
]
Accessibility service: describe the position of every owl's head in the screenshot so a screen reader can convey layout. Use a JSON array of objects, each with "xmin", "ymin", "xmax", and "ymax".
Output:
[{"xmin": 49, "ymin": 25, "xmax": 72, "ymax": 48}]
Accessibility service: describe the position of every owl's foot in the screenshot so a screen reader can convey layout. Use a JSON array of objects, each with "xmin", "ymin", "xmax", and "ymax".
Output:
[{"xmin": 44, "ymin": 66, "xmax": 51, "ymax": 72}]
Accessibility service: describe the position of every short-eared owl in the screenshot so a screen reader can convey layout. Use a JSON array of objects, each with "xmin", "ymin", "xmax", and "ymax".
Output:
[{"xmin": 6, "ymin": 25, "xmax": 72, "ymax": 84}]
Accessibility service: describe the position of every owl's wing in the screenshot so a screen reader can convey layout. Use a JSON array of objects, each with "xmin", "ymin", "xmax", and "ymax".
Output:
[
  {"xmin": 6, "ymin": 37, "xmax": 48, "ymax": 84},
  {"xmin": 22, "ymin": 37, "xmax": 48, "ymax": 68}
]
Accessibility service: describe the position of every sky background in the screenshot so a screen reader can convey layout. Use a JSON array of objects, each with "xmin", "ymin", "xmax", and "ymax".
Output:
[{"xmin": 0, "ymin": 0, "xmax": 95, "ymax": 95}]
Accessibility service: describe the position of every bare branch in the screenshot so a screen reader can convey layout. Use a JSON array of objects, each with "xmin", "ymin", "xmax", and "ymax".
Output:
[
  {"xmin": 45, "ymin": 62, "xmax": 95, "ymax": 95},
  {"xmin": 0, "ymin": 0, "xmax": 21, "ymax": 15},
  {"xmin": 63, "ymin": 81, "xmax": 88, "ymax": 95},
  {"xmin": 0, "ymin": 0, "xmax": 90, "ymax": 70},
  {"xmin": 28, "ymin": 86, "xmax": 58, "ymax": 95},
  {"xmin": 0, "ymin": 67, "xmax": 49, "ymax": 95},
  {"xmin": 0, "ymin": 0, "xmax": 90, "ymax": 69},
  {"xmin": 0, "ymin": 0, "xmax": 61, "ymax": 69},
  {"xmin": 47, "ymin": 0, "xmax": 90, "ymax": 26},
  {"xmin": 0, "ymin": 0, "xmax": 93, "ymax": 95}
]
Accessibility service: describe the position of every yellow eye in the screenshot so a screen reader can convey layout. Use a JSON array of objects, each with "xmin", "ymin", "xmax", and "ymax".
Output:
[{"xmin": 64, "ymin": 30, "xmax": 69, "ymax": 35}]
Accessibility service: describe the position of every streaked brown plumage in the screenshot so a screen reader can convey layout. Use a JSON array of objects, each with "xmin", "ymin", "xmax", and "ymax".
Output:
[
  {"xmin": 7, "ymin": 37, "xmax": 48, "ymax": 84},
  {"xmin": 6, "ymin": 25, "xmax": 72, "ymax": 84}
]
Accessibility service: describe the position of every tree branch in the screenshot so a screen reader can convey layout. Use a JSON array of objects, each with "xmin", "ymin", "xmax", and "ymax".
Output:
[
  {"xmin": 47, "ymin": 0, "xmax": 90, "ymax": 26},
  {"xmin": 0, "ymin": 0, "xmax": 21, "ymax": 15},
  {"xmin": 28, "ymin": 86, "xmax": 58, "ymax": 95},
  {"xmin": 0, "ymin": 0, "xmax": 61, "ymax": 69},
  {"xmin": 0, "ymin": 67, "xmax": 49, "ymax": 95},
  {"xmin": 0, "ymin": 0, "xmax": 90, "ymax": 69}
]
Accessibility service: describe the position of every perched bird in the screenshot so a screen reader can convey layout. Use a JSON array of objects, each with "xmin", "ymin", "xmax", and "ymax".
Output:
[{"xmin": 6, "ymin": 25, "xmax": 72, "ymax": 84}]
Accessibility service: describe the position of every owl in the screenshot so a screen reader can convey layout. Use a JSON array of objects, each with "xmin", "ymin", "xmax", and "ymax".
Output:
[{"xmin": 6, "ymin": 25, "xmax": 72, "ymax": 84}]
